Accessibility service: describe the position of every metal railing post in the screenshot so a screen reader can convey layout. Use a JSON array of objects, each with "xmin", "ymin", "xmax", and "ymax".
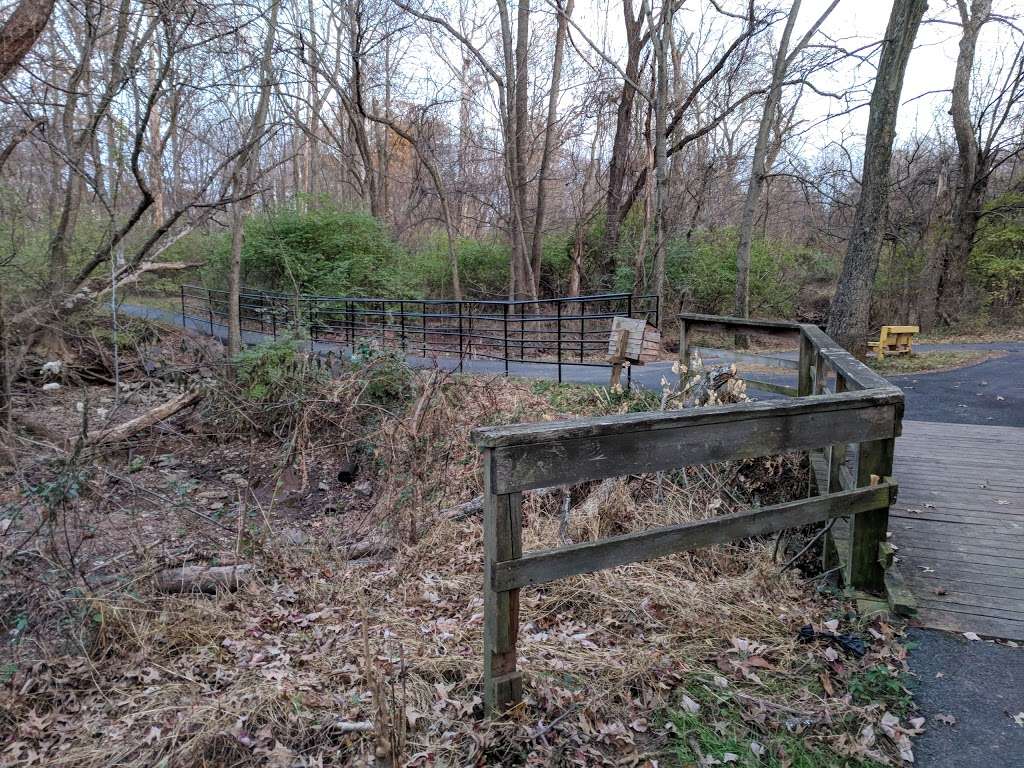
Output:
[
  {"xmin": 422, "ymin": 301, "xmax": 427, "ymax": 357},
  {"xmin": 207, "ymin": 288, "xmax": 214, "ymax": 336},
  {"xmin": 520, "ymin": 303, "xmax": 525, "ymax": 361},
  {"xmin": 503, "ymin": 302, "xmax": 509, "ymax": 376},
  {"xmin": 579, "ymin": 300, "xmax": 585, "ymax": 363},
  {"xmin": 556, "ymin": 299, "xmax": 563, "ymax": 383},
  {"xmin": 458, "ymin": 301, "xmax": 464, "ymax": 372},
  {"xmin": 399, "ymin": 300, "xmax": 406, "ymax": 352},
  {"xmin": 180, "ymin": 285, "xmax": 186, "ymax": 329}
]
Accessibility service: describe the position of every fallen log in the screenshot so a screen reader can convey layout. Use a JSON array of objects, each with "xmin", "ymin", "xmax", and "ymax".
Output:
[
  {"xmin": 154, "ymin": 563, "xmax": 253, "ymax": 594},
  {"xmin": 440, "ymin": 486, "xmax": 562, "ymax": 521},
  {"xmin": 443, "ymin": 495, "xmax": 483, "ymax": 520},
  {"xmin": 87, "ymin": 389, "xmax": 202, "ymax": 444},
  {"xmin": 345, "ymin": 540, "xmax": 393, "ymax": 560}
]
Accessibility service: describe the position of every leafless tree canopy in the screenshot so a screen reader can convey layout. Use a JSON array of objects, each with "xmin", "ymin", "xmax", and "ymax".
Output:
[{"xmin": 1, "ymin": 0, "xmax": 1023, "ymax": 349}]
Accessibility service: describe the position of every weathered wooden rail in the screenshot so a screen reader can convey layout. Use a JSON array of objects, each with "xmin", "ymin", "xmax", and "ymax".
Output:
[{"xmin": 471, "ymin": 314, "xmax": 904, "ymax": 715}]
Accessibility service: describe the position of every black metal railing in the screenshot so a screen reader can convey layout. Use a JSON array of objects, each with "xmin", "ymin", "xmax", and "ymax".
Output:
[{"xmin": 180, "ymin": 285, "xmax": 659, "ymax": 384}]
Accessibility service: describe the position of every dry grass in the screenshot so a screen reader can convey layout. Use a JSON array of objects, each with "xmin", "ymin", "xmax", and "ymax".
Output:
[{"xmin": 1, "ymin": 334, "xmax": 918, "ymax": 767}]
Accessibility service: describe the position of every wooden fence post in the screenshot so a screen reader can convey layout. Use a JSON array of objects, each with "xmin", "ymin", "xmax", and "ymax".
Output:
[
  {"xmin": 482, "ymin": 449, "xmax": 524, "ymax": 716},
  {"xmin": 849, "ymin": 437, "xmax": 895, "ymax": 592},
  {"xmin": 798, "ymin": 330, "xmax": 814, "ymax": 396},
  {"xmin": 678, "ymin": 318, "xmax": 688, "ymax": 376}
]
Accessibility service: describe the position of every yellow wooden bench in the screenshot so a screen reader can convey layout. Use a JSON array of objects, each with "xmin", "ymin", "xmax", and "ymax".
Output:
[{"xmin": 868, "ymin": 325, "xmax": 919, "ymax": 360}]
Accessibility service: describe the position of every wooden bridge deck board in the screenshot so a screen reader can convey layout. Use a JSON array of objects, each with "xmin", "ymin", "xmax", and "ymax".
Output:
[{"xmin": 893, "ymin": 420, "xmax": 1024, "ymax": 640}]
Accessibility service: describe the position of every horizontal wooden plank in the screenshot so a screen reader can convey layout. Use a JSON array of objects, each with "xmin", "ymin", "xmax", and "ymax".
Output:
[
  {"xmin": 492, "ymin": 484, "xmax": 895, "ymax": 591},
  {"xmin": 742, "ymin": 378, "xmax": 799, "ymax": 397},
  {"xmin": 476, "ymin": 391, "xmax": 902, "ymax": 493},
  {"xmin": 912, "ymin": 608, "xmax": 1024, "ymax": 641},
  {"xmin": 880, "ymin": 325, "xmax": 920, "ymax": 334},
  {"xmin": 915, "ymin": 597, "xmax": 1024, "ymax": 622},
  {"xmin": 476, "ymin": 388, "xmax": 901, "ymax": 449},
  {"xmin": 678, "ymin": 313, "xmax": 801, "ymax": 340},
  {"xmin": 905, "ymin": 576, "xmax": 1024, "ymax": 602},
  {"xmin": 691, "ymin": 346, "xmax": 799, "ymax": 371}
]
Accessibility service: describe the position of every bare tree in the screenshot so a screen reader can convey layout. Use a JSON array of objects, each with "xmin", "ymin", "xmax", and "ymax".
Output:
[
  {"xmin": 734, "ymin": 0, "xmax": 839, "ymax": 331},
  {"xmin": 917, "ymin": 1, "xmax": 1024, "ymax": 326},
  {"xmin": 228, "ymin": 0, "xmax": 281, "ymax": 358},
  {"xmin": 827, "ymin": 0, "xmax": 927, "ymax": 356}
]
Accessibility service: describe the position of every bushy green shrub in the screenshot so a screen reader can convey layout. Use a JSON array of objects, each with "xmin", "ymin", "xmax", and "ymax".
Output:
[
  {"xmin": 203, "ymin": 204, "xmax": 414, "ymax": 297},
  {"xmin": 233, "ymin": 337, "xmax": 324, "ymax": 403},
  {"xmin": 970, "ymin": 193, "xmax": 1024, "ymax": 321},
  {"xmin": 349, "ymin": 346, "xmax": 414, "ymax": 405},
  {"xmin": 667, "ymin": 228, "xmax": 833, "ymax": 317},
  {"xmin": 411, "ymin": 234, "xmax": 512, "ymax": 297}
]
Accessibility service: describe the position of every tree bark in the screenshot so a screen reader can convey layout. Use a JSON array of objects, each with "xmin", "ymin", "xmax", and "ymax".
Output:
[
  {"xmin": 528, "ymin": 0, "xmax": 574, "ymax": 296},
  {"xmin": 87, "ymin": 389, "xmax": 202, "ymax": 444},
  {"xmin": 827, "ymin": 0, "xmax": 927, "ymax": 357},
  {"xmin": 228, "ymin": 0, "xmax": 280, "ymax": 358},
  {"xmin": 648, "ymin": 0, "xmax": 671, "ymax": 325},
  {"xmin": 936, "ymin": 0, "xmax": 991, "ymax": 325},
  {"xmin": 0, "ymin": 0, "xmax": 55, "ymax": 83},
  {"xmin": 602, "ymin": 0, "xmax": 644, "ymax": 267}
]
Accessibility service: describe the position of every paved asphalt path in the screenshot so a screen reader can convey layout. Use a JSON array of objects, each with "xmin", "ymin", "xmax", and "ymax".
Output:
[{"xmin": 122, "ymin": 303, "xmax": 1024, "ymax": 765}]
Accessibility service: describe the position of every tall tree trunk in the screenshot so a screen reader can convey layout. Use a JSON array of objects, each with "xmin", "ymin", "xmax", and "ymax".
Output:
[
  {"xmin": 936, "ymin": 0, "xmax": 991, "ymax": 325},
  {"xmin": 602, "ymin": 0, "xmax": 643, "ymax": 267},
  {"xmin": 513, "ymin": 0, "xmax": 535, "ymax": 299},
  {"xmin": 528, "ymin": 0, "xmax": 573, "ymax": 296},
  {"xmin": 228, "ymin": 0, "xmax": 280, "ymax": 358},
  {"xmin": 827, "ymin": 0, "xmax": 927, "ymax": 357},
  {"xmin": 648, "ymin": 0, "xmax": 671, "ymax": 325},
  {"xmin": 735, "ymin": 0, "xmax": 837, "ymax": 331},
  {"xmin": 148, "ymin": 47, "xmax": 165, "ymax": 228},
  {"xmin": 456, "ymin": 46, "xmax": 472, "ymax": 235},
  {"xmin": 735, "ymin": 0, "xmax": 803, "ymax": 327}
]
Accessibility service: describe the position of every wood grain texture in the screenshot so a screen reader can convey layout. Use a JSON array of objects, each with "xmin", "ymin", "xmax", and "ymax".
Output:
[
  {"xmin": 493, "ymin": 484, "xmax": 895, "ymax": 591},
  {"xmin": 893, "ymin": 420, "xmax": 1024, "ymax": 640},
  {"xmin": 482, "ymin": 395, "xmax": 899, "ymax": 494}
]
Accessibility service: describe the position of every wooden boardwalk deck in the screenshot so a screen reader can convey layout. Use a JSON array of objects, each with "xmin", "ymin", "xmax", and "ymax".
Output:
[{"xmin": 892, "ymin": 420, "xmax": 1024, "ymax": 640}]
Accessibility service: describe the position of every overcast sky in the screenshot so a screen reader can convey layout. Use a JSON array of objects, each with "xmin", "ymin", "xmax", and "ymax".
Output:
[{"xmin": 558, "ymin": 0, "xmax": 1019, "ymax": 155}]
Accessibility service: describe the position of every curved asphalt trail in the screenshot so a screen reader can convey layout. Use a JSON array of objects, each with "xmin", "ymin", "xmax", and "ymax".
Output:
[{"xmin": 120, "ymin": 303, "xmax": 1023, "ymax": 765}]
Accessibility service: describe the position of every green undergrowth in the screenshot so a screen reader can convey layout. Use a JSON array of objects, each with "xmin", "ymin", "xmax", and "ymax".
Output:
[
  {"xmin": 529, "ymin": 378, "xmax": 662, "ymax": 414},
  {"xmin": 659, "ymin": 673, "xmax": 900, "ymax": 768}
]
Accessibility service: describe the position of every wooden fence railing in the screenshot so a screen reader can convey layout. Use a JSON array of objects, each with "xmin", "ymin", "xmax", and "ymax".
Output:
[{"xmin": 471, "ymin": 314, "xmax": 903, "ymax": 716}]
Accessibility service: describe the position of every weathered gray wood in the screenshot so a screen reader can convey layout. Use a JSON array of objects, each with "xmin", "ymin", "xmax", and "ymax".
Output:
[
  {"xmin": 677, "ymin": 312, "xmax": 802, "ymax": 339},
  {"xmin": 492, "ymin": 484, "xmax": 895, "ymax": 591},
  {"xmin": 741, "ymin": 377, "xmax": 799, "ymax": 397},
  {"xmin": 798, "ymin": 331, "xmax": 814, "ymax": 396},
  {"xmin": 799, "ymin": 324, "xmax": 894, "ymax": 393},
  {"xmin": 474, "ymin": 388, "xmax": 901, "ymax": 449},
  {"xmin": 482, "ymin": 450, "xmax": 523, "ymax": 716},
  {"xmin": 849, "ymin": 437, "xmax": 895, "ymax": 593},
  {"xmin": 692, "ymin": 346, "xmax": 799, "ymax": 371},
  {"xmin": 892, "ymin": 420, "xmax": 1024, "ymax": 640},
  {"xmin": 475, "ymin": 391, "xmax": 902, "ymax": 494},
  {"xmin": 678, "ymin": 318, "xmax": 688, "ymax": 371}
]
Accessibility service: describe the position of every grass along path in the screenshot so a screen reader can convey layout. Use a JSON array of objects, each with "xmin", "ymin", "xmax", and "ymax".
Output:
[{"xmin": 868, "ymin": 350, "xmax": 1001, "ymax": 375}]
